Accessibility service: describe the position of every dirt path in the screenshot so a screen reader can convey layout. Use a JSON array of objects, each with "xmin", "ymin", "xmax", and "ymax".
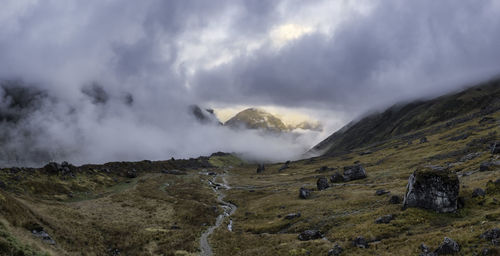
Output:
[{"xmin": 199, "ymin": 173, "xmax": 237, "ymax": 256}]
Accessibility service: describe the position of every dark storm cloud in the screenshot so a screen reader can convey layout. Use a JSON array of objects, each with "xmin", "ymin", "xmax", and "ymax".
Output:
[
  {"xmin": 1, "ymin": 0, "xmax": 499, "ymax": 166},
  {"xmin": 193, "ymin": 0, "xmax": 500, "ymax": 113}
]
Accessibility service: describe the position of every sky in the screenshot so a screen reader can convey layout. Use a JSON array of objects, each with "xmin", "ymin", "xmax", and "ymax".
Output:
[{"xmin": 1, "ymin": 0, "xmax": 500, "ymax": 166}]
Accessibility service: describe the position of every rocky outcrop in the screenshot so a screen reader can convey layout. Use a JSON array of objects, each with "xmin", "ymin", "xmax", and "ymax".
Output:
[
  {"xmin": 343, "ymin": 164, "xmax": 367, "ymax": 181},
  {"xmin": 299, "ymin": 188, "xmax": 311, "ymax": 199},
  {"xmin": 480, "ymin": 228, "xmax": 500, "ymax": 241},
  {"xmin": 298, "ymin": 230, "xmax": 323, "ymax": 241},
  {"xmin": 402, "ymin": 167, "xmax": 459, "ymax": 213},
  {"xmin": 317, "ymin": 177, "xmax": 329, "ymax": 191}
]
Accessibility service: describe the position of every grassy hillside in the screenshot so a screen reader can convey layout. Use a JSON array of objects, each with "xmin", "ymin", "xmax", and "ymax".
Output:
[{"xmin": 312, "ymin": 78, "xmax": 500, "ymax": 156}]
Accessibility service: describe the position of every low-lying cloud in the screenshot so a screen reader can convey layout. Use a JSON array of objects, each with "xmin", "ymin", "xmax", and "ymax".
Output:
[{"xmin": 1, "ymin": 0, "xmax": 500, "ymax": 166}]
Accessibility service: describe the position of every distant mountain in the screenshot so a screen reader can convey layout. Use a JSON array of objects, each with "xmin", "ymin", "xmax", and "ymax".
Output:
[
  {"xmin": 312, "ymin": 77, "xmax": 500, "ymax": 156},
  {"xmin": 288, "ymin": 121, "xmax": 323, "ymax": 132},
  {"xmin": 224, "ymin": 108, "xmax": 288, "ymax": 132},
  {"xmin": 190, "ymin": 105, "xmax": 222, "ymax": 125}
]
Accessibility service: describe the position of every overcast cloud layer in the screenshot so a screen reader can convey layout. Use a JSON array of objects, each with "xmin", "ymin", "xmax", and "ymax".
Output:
[{"xmin": 1, "ymin": 0, "xmax": 500, "ymax": 166}]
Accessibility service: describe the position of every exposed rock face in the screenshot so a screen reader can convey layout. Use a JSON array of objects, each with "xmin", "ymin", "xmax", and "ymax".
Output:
[
  {"xmin": 317, "ymin": 177, "xmax": 329, "ymax": 191},
  {"xmin": 402, "ymin": 167, "xmax": 460, "ymax": 213},
  {"xmin": 343, "ymin": 164, "xmax": 367, "ymax": 181},
  {"xmin": 327, "ymin": 243, "xmax": 343, "ymax": 256},
  {"xmin": 44, "ymin": 161, "xmax": 75, "ymax": 176},
  {"xmin": 434, "ymin": 237, "xmax": 460, "ymax": 255},
  {"xmin": 256, "ymin": 164, "xmax": 265, "ymax": 174},
  {"xmin": 353, "ymin": 236, "xmax": 369, "ymax": 248},
  {"xmin": 297, "ymin": 230, "xmax": 323, "ymax": 241},
  {"xmin": 389, "ymin": 195, "xmax": 402, "ymax": 204},
  {"xmin": 330, "ymin": 172, "xmax": 344, "ymax": 183},
  {"xmin": 375, "ymin": 214, "xmax": 394, "ymax": 224},
  {"xmin": 126, "ymin": 169, "xmax": 137, "ymax": 178},
  {"xmin": 299, "ymin": 187, "xmax": 311, "ymax": 199}
]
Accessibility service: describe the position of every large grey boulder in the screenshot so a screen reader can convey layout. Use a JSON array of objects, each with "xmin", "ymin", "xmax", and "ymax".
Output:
[
  {"xmin": 343, "ymin": 164, "xmax": 367, "ymax": 181},
  {"xmin": 402, "ymin": 167, "xmax": 460, "ymax": 213},
  {"xmin": 298, "ymin": 230, "xmax": 323, "ymax": 241},
  {"xmin": 434, "ymin": 237, "xmax": 460, "ymax": 255}
]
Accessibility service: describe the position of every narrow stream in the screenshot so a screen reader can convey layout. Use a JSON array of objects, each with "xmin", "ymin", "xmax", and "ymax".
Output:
[{"xmin": 200, "ymin": 173, "xmax": 237, "ymax": 256}]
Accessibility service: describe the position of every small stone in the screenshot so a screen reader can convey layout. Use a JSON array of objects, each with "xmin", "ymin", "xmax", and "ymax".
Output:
[
  {"xmin": 317, "ymin": 177, "xmax": 329, "ymax": 191},
  {"xmin": 299, "ymin": 187, "xmax": 311, "ymax": 199},
  {"xmin": 420, "ymin": 137, "xmax": 429, "ymax": 143},
  {"xmin": 375, "ymin": 214, "xmax": 394, "ymax": 224},
  {"xmin": 298, "ymin": 230, "xmax": 322, "ymax": 241},
  {"xmin": 256, "ymin": 164, "xmax": 265, "ymax": 173},
  {"xmin": 330, "ymin": 172, "xmax": 344, "ymax": 183},
  {"xmin": 480, "ymin": 228, "xmax": 500, "ymax": 241},
  {"xmin": 434, "ymin": 237, "xmax": 460, "ymax": 255},
  {"xmin": 353, "ymin": 236, "xmax": 369, "ymax": 248},
  {"xmin": 375, "ymin": 189, "xmax": 390, "ymax": 196},
  {"xmin": 284, "ymin": 212, "xmax": 301, "ymax": 220},
  {"xmin": 472, "ymin": 188, "xmax": 486, "ymax": 198},
  {"xmin": 492, "ymin": 142, "xmax": 500, "ymax": 154},
  {"xmin": 327, "ymin": 243, "xmax": 343, "ymax": 256},
  {"xmin": 389, "ymin": 195, "xmax": 402, "ymax": 204}
]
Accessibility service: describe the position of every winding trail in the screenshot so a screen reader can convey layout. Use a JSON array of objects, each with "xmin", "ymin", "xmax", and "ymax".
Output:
[{"xmin": 200, "ymin": 173, "xmax": 237, "ymax": 256}]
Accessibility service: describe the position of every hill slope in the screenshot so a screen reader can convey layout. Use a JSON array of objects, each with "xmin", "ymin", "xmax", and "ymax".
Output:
[{"xmin": 312, "ymin": 78, "xmax": 500, "ymax": 156}]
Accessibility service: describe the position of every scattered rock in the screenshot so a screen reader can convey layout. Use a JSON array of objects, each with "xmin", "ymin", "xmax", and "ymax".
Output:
[
  {"xmin": 420, "ymin": 137, "xmax": 429, "ymax": 144},
  {"xmin": 278, "ymin": 161, "xmax": 290, "ymax": 172},
  {"xmin": 43, "ymin": 161, "xmax": 75, "ymax": 176},
  {"xmin": 359, "ymin": 150, "xmax": 372, "ymax": 156},
  {"xmin": 480, "ymin": 228, "xmax": 500, "ymax": 241},
  {"xmin": 298, "ymin": 230, "xmax": 323, "ymax": 241},
  {"xmin": 375, "ymin": 214, "xmax": 394, "ymax": 224},
  {"xmin": 32, "ymin": 229, "xmax": 56, "ymax": 245},
  {"xmin": 161, "ymin": 169, "xmax": 186, "ymax": 175},
  {"xmin": 472, "ymin": 188, "xmax": 486, "ymax": 198},
  {"xmin": 343, "ymin": 164, "xmax": 367, "ymax": 181},
  {"xmin": 389, "ymin": 195, "xmax": 402, "ymax": 204},
  {"xmin": 352, "ymin": 236, "xmax": 369, "ymax": 248},
  {"xmin": 126, "ymin": 169, "xmax": 137, "ymax": 178},
  {"xmin": 434, "ymin": 237, "xmax": 460, "ymax": 255},
  {"xmin": 284, "ymin": 212, "xmax": 301, "ymax": 220},
  {"xmin": 256, "ymin": 164, "xmax": 265, "ymax": 174},
  {"xmin": 317, "ymin": 177, "xmax": 329, "ymax": 191},
  {"xmin": 492, "ymin": 142, "xmax": 500, "ymax": 154},
  {"xmin": 459, "ymin": 152, "xmax": 481, "ymax": 162},
  {"xmin": 316, "ymin": 166, "xmax": 333, "ymax": 173},
  {"xmin": 299, "ymin": 187, "xmax": 311, "ymax": 199},
  {"xmin": 419, "ymin": 243, "xmax": 439, "ymax": 256},
  {"xmin": 375, "ymin": 189, "xmax": 390, "ymax": 196},
  {"xmin": 481, "ymin": 248, "xmax": 499, "ymax": 256},
  {"xmin": 402, "ymin": 166, "xmax": 460, "ymax": 213},
  {"xmin": 480, "ymin": 162, "xmax": 491, "ymax": 172},
  {"xmin": 330, "ymin": 172, "xmax": 345, "ymax": 183},
  {"xmin": 327, "ymin": 243, "xmax": 343, "ymax": 256},
  {"xmin": 479, "ymin": 116, "xmax": 495, "ymax": 124}
]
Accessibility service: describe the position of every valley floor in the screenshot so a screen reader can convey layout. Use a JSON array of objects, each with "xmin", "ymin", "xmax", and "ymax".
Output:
[{"xmin": 0, "ymin": 110, "xmax": 499, "ymax": 255}]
